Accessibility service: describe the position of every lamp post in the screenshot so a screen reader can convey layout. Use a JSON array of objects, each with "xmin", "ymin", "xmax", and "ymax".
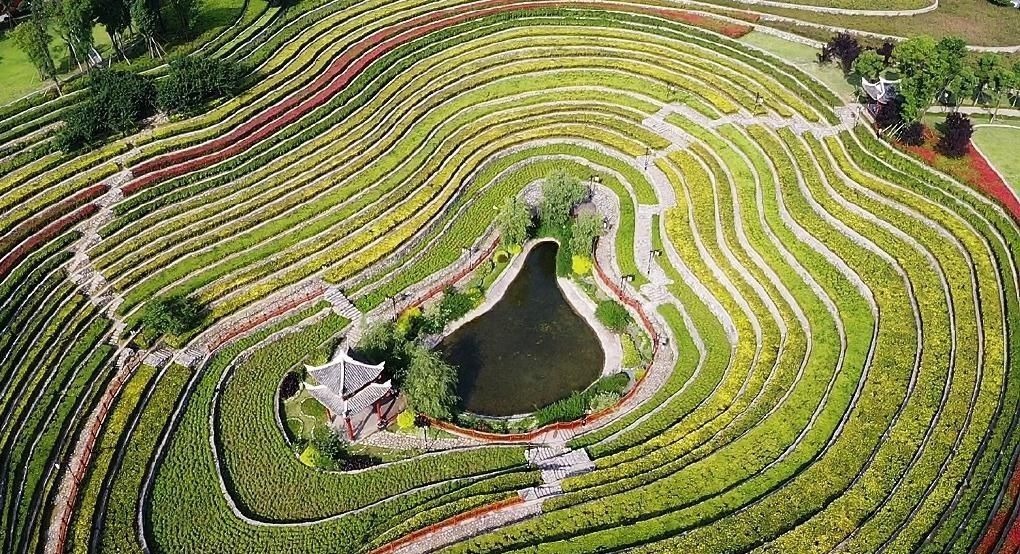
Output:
[{"xmin": 647, "ymin": 249, "xmax": 662, "ymax": 274}]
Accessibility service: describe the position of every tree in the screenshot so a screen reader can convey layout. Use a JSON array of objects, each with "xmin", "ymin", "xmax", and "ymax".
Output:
[
  {"xmin": 540, "ymin": 171, "xmax": 587, "ymax": 229},
  {"xmin": 1013, "ymin": 61, "xmax": 1020, "ymax": 107},
  {"xmin": 938, "ymin": 112, "xmax": 974, "ymax": 157},
  {"xmin": 132, "ymin": 0, "xmax": 165, "ymax": 58},
  {"xmin": 935, "ymin": 36, "xmax": 967, "ymax": 84},
  {"xmin": 56, "ymin": 69, "xmax": 155, "ymax": 150},
  {"xmin": 95, "ymin": 0, "xmax": 131, "ymax": 61},
  {"xmin": 141, "ymin": 295, "xmax": 206, "ymax": 335},
  {"xmin": 877, "ymin": 41, "xmax": 895, "ymax": 65},
  {"xmin": 946, "ymin": 64, "xmax": 979, "ymax": 108},
  {"xmin": 358, "ymin": 321, "xmax": 412, "ymax": 383},
  {"xmin": 313, "ymin": 431, "xmax": 347, "ymax": 463},
  {"xmin": 893, "ymin": 36, "xmax": 949, "ymax": 122},
  {"xmin": 822, "ymin": 32, "xmax": 862, "ymax": 74},
  {"xmin": 900, "ymin": 121, "xmax": 925, "ymax": 146},
  {"xmin": 853, "ymin": 49, "xmax": 885, "ymax": 82},
  {"xmin": 975, "ymin": 53, "xmax": 1013, "ymax": 119},
  {"xmin": 57, "ymin": 0, "xmax": 95, "ymax": 71},
  {"xmin": 157, "ymin": 57, "xmax": 247, "ymax": 115},
  {"xmin": 166, "ymin": 0, "xmax": 199, "ymax": 33},
  {"xmin": 402, "ymin": 346, "xmax": 458, "ymax": 420},
  {"xmin": 9, "ymin": 19, "xmax": 61, "ymax": 94},
  {"xmin": 280, "ymin": 372, "xmax": 300, "ymax": 399},
  {"xmin": 569, "ymin": 212, "xmax": 601, "ymax": 257},
  {"xmin": 494, "ymin": 195, "xmax": 531, "ymax": 247}
]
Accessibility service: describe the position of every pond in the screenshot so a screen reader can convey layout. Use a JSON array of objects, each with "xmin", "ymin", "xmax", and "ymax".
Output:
[{"xmin": 439, "ymin": 241, "xmax": 604, "ymax": 416}]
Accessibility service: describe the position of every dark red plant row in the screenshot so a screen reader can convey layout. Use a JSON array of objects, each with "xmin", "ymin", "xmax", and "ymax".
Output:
[
  {"xmin": 0, "ymin": 184, "xmax": 106, "ymax": 260},
  {"xmin": 121, "ymin": 1, "xmax": 753, "ymax": 197},
  {"xmin": 0, "ymin": 203, "xmax": 98, "ymax": 279},
  {"xmin": 205, "ymin": 283, "xmax": 326, "ymax": 352}
]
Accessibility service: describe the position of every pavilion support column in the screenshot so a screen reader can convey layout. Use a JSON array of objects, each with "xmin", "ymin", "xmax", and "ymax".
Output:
[
  {"xmin": 345, "ymin": 416, "xmax": 355, "ymax": 441},
  {"xmin": 374, "ymin": 399, "xmax": 383, "ymax": 420}
]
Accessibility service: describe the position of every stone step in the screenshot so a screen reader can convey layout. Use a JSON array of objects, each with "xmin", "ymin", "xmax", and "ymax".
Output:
[
  {"xmin": 143, "ymin": 347, "xmax": 174, "ymax": 368},
  {"xmin": 176, "ymin": 347, "xmax": 207, "ymax": 369},
  {"xmin": 518, "ymin": 482, "xmax": 562, "ymax": 502},
  {"xmin": 525, "ymin": 446, "xmax": 561, "ymax": 465}
]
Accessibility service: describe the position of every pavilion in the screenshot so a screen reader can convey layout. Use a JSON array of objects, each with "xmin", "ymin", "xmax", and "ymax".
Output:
[{"xmin": 304, "ymin": 348, "xmax": 392, "ymax": 440}]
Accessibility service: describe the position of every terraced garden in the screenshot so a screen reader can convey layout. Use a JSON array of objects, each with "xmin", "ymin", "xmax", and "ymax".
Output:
[{"xmin": 2, "ymin": 1, "xmax": 1020, "ymax": 553}]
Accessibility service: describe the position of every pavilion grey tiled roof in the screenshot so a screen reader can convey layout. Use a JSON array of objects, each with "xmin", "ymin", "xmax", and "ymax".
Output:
[
  {"xmin": 306, "ymin": 380, "xmax": 392, "ymax": 417},
  {"xmin": 305, "ymin": 347, "xmax": 385, "ymax": 398}
]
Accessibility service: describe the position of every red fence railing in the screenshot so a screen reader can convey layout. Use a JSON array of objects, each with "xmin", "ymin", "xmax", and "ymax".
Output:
[
  {"xmin": 368, "ymin": 495, "xmax": 523, "ymax": 554},
  {"xmin": 53, "ymin": 361, "xmax": 134, "ymax": 554}
]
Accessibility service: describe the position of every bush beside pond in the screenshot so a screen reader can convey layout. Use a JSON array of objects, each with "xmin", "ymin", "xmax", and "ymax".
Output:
[{"xmin": 595, "ymin": 300, "xmax": 632, "ymax": 332}]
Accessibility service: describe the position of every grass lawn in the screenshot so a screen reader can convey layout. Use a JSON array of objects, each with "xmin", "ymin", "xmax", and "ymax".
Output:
[
  {"xmin": 709, "ymin": 0, "xmax": 1020, "ymax": 47},
  {"xmin": 283, "ymin": 388, "xmax": 331, "ymax": 443},
  {"xmin": 0, "ymin": 24, "xmax": 112, "ymax": 105},
  {"xmin": 0, "ymin": 0, "xmax": 244, "ymax": 106},
  {"xmin": 972, "ymin": 126, "xmax": 1020, "ymax": 197},
  {"xmin": 738, "ymin": 31, "xmax": 857, "ymax": 100}
]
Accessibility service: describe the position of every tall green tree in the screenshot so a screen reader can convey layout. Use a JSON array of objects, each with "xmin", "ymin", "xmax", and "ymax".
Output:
[
  {"xmin": 94, "ymin": 0, "xmax": 131, "ymax": 61},
  {"xmin": 56, "ymin": 68, "xmax": 155, "ymax": 150},
  {"xmin": 9, "ymin": 19, "xmax": 61, "ymax": 94},
  {"xmin": 402, "ymin": 346, "xmax": 459, "ymax": 420},
  {"xmin": 893, "ymin": 36, "xmax": 949, "ymax": 122},
  {"xmin": 166, "ymin": 0, "xmax": 199, "ymax": 34},
  {"xmin": 494, "ymin": 196, "xmax": 532, "ymax": 248},
  {"xmin": 132, "ymin": 0, "xmax": 164, "ymax": 58},
  {"xmin": 946, "ymin": 64, "xmax": 979, "ymax": 108},
  {"xmin": 53, "ymin": 0, "xmax": 95, "ymax": 71},
  {"xmin": 540, "ymin": 171, "xmax": 588, "ymax": 229},
  {"xmin": 156, "ymin": 57, "xmax": 247, "ymax": 115},
  {"xmin": 976, "ymin": 53, "xmax": 1013, "ymax": 119},
  {"xmin": 141, "ymin": 295, "xmax": 206, "ymax": 336},
  {"xmin": 569, "ymin": 212, "xmax": 602, "ymax": 257},
  {"xmin": 852, "ymin": 49, "xmax": 885, "ymax": 82}
]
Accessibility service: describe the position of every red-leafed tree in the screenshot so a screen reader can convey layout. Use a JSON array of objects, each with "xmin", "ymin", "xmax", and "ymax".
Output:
[{"xmin": 938, "ymin": 112, "xmax": 974, "ymax": 157}]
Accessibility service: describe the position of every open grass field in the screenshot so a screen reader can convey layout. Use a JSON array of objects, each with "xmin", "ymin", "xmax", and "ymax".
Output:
[
  {"xmin": 973, "ymin": 125, "xmax": 1020, "ymax": 197},
  {"xmin": 1, "ymin": 1, "xmax": 1019, "ymax": 553},
  {"xmin": 710, "ymin": 0, "xmax": 1020, "ymax": 46},
  {"xmin": 0, "ymin": 26, "xmax": 113, "ymax": 105}
]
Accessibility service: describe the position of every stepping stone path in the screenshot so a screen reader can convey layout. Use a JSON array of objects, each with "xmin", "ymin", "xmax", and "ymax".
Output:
[
  {"xmin": 324, "ymin": 286, "xmax": 362, "ymax": 320},
  {"xmin": 67, "ymin": 170, "xmax": 132, "ymax": 319},
  {"xmin": 324, "ymin": 286, "xmax": 364, "ymax": 344}
]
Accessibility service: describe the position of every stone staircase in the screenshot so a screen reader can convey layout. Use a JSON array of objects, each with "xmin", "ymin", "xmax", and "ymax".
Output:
[
  {"xmin": 640, "ymin": 283, "xmax": 672, "ymax": 305},
  {"xmin": 641, "ymin": 115, "xmax": 692, "ymax": 149},
  {"xmin": 176, "ymin": 346, "xmax": 207, "ymax": 369},
  {"xmin": 519, "ymin": 445, "xmax": 595, "ymax": 501},
  {"xmin": 143, "ymin": 347, "xmax": 174, "ymax": 369},
  {"xmin": 324, "ymin": 286, "xmax": 362, "ymax": 321}
]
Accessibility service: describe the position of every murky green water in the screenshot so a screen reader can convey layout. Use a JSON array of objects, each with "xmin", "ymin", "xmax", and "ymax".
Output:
[{"xmin": 439, "ymin": 241, "xmax": 604, "ymax": 416}]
